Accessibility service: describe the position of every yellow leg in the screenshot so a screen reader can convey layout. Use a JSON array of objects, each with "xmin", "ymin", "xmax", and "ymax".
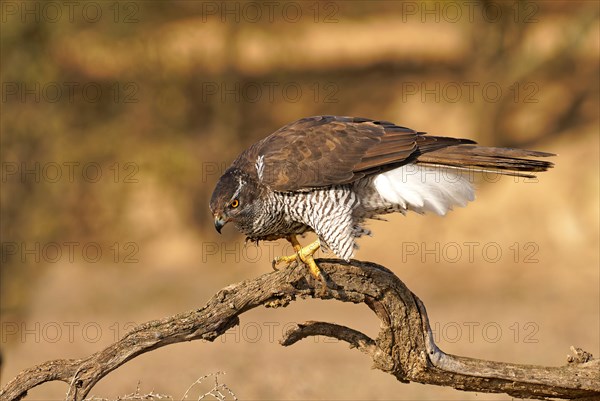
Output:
[{"xmin": 272, "ymin": 235, "xmax": 323, "ymax": 280}]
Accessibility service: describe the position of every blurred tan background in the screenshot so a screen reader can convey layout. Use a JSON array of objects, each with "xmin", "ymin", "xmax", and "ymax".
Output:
[{"xmin": 1, "ymin": 1, "xmax": 598, "ymax": 399}]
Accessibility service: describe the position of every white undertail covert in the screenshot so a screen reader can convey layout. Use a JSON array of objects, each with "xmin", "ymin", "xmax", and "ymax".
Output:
[{"xmin": 373, "ymin": 164, "xmax": 475, "ymax": 215}]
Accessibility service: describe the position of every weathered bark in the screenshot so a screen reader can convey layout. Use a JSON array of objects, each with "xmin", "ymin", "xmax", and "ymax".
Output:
[{"xmin": 1, "ymin": 260, "xmax": 598, "ymax": 401}]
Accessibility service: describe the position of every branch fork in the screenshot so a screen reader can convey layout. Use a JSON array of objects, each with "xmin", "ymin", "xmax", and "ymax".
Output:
[{"xmin": 1, "ymin": 259, "xmax": 598, "ymax": 401}]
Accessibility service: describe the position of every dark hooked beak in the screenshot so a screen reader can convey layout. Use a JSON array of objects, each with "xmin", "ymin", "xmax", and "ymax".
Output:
[{"xmin": 214, "ymin": 214, "xmax": 228, "ymax": 234}]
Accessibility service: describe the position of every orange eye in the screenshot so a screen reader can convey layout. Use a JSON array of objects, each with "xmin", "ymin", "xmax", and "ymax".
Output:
[{"xmin": 230, "ymin": 199, "xmax": 239, "ymax": 208}]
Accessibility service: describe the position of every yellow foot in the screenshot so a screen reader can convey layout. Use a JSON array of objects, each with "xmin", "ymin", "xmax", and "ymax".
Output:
[
  {"xmin": 272, "ymin": 236, "xmax": 323, "ymax": 280},
  {"xmin": 272, "ymin": 253, "xmax": 298, "ymax": 270},
  {"xmin": 303, "ymin": 254, "xmax": 323, "ymax": 281}
]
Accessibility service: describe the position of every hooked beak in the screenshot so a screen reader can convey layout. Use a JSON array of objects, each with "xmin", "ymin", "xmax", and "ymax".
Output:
[{"xmin": 214, "ymin": 214, "xmax": 228, "ymax": 234}]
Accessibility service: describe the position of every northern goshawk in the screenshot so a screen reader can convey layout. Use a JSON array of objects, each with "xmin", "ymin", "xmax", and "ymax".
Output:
[{"xmin": 210, "ymin": 115, "xmax": 554, "ymax": 279}]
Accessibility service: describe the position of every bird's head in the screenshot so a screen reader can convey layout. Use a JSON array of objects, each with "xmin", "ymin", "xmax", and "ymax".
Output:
[{"xmin": 210, "ymin": 168, "xmax": 258, "ymax": 234}]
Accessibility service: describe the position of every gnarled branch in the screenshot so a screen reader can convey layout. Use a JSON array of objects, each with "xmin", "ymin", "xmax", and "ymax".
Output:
[{"xmin": 1, "ymin": 260, "xmax": 598, "ymax": 401}]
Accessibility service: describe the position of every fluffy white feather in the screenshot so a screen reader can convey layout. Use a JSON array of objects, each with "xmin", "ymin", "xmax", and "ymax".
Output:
[{"xmin": 373, "ymin": 164, "xmax": 475, "ymax": 215}]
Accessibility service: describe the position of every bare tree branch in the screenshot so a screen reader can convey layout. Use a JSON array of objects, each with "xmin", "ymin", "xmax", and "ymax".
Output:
[{"xmin": 1, "ymin": 259, "xmax": 598, "ymax": 401}]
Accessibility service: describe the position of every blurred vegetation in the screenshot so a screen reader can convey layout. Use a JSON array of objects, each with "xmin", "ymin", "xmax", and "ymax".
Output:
[{"xmin": 1, "ymin": 0, "xmax": 598, "ymax": 330}]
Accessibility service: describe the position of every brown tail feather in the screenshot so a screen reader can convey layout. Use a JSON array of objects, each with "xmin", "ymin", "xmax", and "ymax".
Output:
[{"xmin": 416, "ymin": 145, "xmax": 555, "ymax": 178}]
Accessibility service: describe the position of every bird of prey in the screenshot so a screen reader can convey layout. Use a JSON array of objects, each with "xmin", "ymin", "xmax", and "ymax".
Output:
[{"xmin": 210, "ymin": 115, "xmax": 554, "ymax": 279}]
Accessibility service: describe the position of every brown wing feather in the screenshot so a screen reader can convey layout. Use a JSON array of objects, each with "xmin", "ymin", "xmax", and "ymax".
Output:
[
  {"xmin": 233, "ymin": 115, "xmax": 553, "ymax": 191},
  {"xmin": 235, "ymin": 116, "xmax": 424, "ymax": 191},
  {"xmin": 416, "ymin": 145, "xmax": 554, "ymax": 176}
]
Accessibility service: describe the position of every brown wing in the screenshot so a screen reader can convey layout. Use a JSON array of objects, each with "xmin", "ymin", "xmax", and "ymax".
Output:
[{"xmin": 233, "ymin": 115, "xmax": 473, "ymax": 191}]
